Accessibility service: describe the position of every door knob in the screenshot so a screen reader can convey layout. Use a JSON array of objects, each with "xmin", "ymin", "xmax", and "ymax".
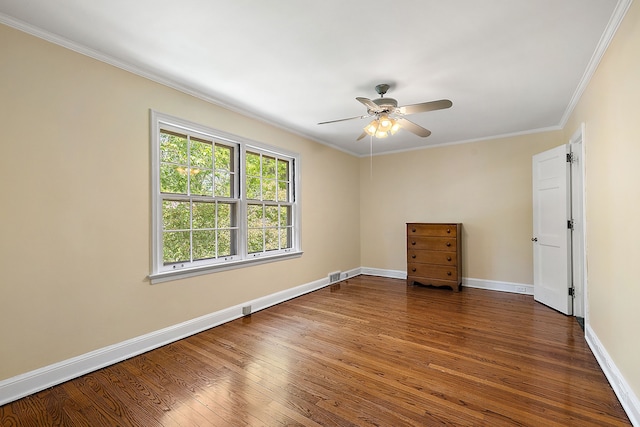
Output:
[{"xmin": 531, "ymin": 237, "xmax": 538, "ymax": 242}]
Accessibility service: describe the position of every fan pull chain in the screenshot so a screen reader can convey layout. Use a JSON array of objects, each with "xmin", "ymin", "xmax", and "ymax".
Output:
[{"xmin": 370, "ymin": 134, "xmax": 373, "ymax": 179}]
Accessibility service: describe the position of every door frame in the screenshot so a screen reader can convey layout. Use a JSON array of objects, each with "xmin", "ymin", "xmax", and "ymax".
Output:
[{"xmin": 569, "ymin": 123, "xmax": 587, "ymax": 323}]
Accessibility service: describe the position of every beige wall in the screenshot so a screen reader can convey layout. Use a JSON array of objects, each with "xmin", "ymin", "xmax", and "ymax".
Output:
[
  {"xmin": 0, "ymin": 24, "xmax": 361, "ymax": 380},
  {"xmin": 565, "ymin": 0, "xmax": 640, "ymax": 399},
  {"xmin": 359, "ymin": 132, "xmax": 562, "ymax": 284}
]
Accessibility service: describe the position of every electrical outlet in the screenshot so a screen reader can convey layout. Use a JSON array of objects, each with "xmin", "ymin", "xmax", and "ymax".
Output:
[
  {"xmin": 242, "ymin": 305, "xmax": 251, "ymax": 316},
  {"xmin": 516, "ymin": 286, "xmax": 527, "ymax": 293}
]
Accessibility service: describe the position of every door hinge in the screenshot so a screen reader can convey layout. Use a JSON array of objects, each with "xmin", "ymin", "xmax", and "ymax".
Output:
[
  {"xmin": 567, "ymin": 219, "xmax": 574, "ymax": 230},
  {"xmin": 566, "ymin": 152, "xmax": 574, "ymax": 163},
  {"xmin": 569, "ymin": 287, "xmax": 575, "ymax": 298}
]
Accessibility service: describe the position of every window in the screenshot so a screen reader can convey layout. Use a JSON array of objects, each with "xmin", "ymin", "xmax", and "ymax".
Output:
[
  {"xmin": 245, "ymin": 151, "xmax": 293, "ymax": 255},
  {"xmin": 159, "ymin": 130, "xmax": 238, "ymax": 266},
  {"xmin": 150, "ymin": 111, "xmax": 301, "ymax": 283}
]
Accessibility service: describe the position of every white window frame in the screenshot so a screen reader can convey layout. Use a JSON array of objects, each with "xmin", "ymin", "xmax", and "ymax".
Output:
[{"xmin": 149, "ymin": 111, "xmax": 302, "ymax": 284}]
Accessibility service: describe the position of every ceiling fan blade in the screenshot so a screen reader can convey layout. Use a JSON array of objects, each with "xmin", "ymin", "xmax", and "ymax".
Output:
[
  {"xmin": 318, "ymin": 115, "xmax": 368, "ymax": 125},
  {"xmin": 397, "ymin": 118, "xmax": 432, "ymax": 138},
  {"xmin": 399, "ymin": 99, "xmax": 452, "ymax": 115},
  {"xmin": 356, "ymin": 97, "xmax": 382, "ymax": 112},
  {"xmin": 356, "ymin": 131, "xmax": 367, "ymax": 141}
]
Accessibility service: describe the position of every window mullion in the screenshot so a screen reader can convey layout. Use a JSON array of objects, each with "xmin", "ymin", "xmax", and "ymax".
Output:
[
  {"xmin": 262, "ymin": 204, "xmax": 266, "ymax": 253},
  {"xmin": 258, "ymin": 152, "xmax": 263, "ymax": 200},
  {"xmin": 189, "ymin": 199, "xmax": 194, "ymax": 263},
  {"xmin": 238, "ymin": 147, "xmax": 247, "ymax": 257},
  {"xmin": 214, "ymin": 201, "xmax": 219, "ymax": 259}
]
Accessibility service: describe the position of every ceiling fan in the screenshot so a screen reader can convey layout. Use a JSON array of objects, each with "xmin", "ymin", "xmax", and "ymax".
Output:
[{"xmin": 318, "ymin": 84, "xmax": 452, "ymax": 140}]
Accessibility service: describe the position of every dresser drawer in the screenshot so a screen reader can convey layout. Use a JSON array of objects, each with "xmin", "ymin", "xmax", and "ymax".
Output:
[
  {"xmin": 407, "ymin": 223, "xmax": 457, "ymax": 237},
  {"xmin": 408, "ymin": 249, "xmax": 457, "ymax": 265},
  {"xmin": 407, "ymin": 236, "xmax": 457, "ymax": 251},
  {"xmin": 407, "ymin": 263, "xmax": 458, "ymax": 281}
]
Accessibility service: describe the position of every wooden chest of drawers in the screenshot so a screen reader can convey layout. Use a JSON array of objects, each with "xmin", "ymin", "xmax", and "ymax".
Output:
[{"xmin": 407, "ymin": 223, "xmax": 462, "ymax": 291}]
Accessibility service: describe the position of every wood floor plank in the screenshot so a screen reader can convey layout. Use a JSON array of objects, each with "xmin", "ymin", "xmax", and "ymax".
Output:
[{"xmin": 0, "ymin": 275, "xmax": 631, "ymax": 426}]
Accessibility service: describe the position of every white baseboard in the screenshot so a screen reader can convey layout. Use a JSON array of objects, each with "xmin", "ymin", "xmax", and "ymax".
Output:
[
  {"xmin": 360, "ymin": 267, "xmax": 406, "ymax": 279},
  {"xmin": 463, "ymin": 277, "xmax": 533, "ymax": 295},
  {"xmin": 0, "ymin": 271, "xmax": 350, "ymax": 406},
  {"xmin": 586, "ymin": 324, "xmax": 640, "ymax": 426},
  {"xmin": 359, "ymin": 268, "xmax": 534, "ymax": 295}
]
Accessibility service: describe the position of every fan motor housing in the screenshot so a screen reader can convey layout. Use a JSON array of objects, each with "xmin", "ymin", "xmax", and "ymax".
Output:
[{"xmin": 372, "ymin": 97, "xmax": 398, "ymax": 113}]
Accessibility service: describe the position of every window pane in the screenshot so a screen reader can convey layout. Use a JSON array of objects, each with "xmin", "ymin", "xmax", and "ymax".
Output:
[
  {"xmin": 280, "ymin": 227, "xmax": 291, "ymax": 249},
  {"xmin": 246, "ymin": 152, "xmax": 261, "ymax": 176},
  {"xmin": 217, "ymin": 229, "xmax": 232, "ymax": 257},
  {"xmin": 214, "ymin": 170, "xmax": 231, "ymax": 197},
  {"xmin": 263, "ymin": 179, "xmax": 276, "ymax": 201},
  {"xmin": 265, "ymin": 228, "xmax": 279, "ymax": 251},
  {"xmin": 160, "ymin": 164, "xmax": 188, "ymax": 194},
  {"xmin": 248, "ymin": 229, "xmax": 264, "ymax": 253},
  {"xmin": 192, "ymin": 230, "xmax": 215, "ymax": 260},
  {"xmin": 163, "ymin": 200, "xmax": 190, "ymax": 230},
  {"xmin": 277, "ymin": 159, "xmax": 288, "ymax": 181},
  {"xmin": 192, "ymin": 202, "xmax": 215, "ymax": 229},
  {"xmin": 215, "ymin": 145, "xmax": 232, "ymax": 170},
  {"xmin": 247, "ymin": 177, "xmax": 261, "ymax": 200},
  {"xmin": 160, "ymin": 132, "xmax": 188, "ymax": 164},
  {"xmin": 190, "ymin": 138, "xmax": 213, "ymax": 169},
  {"xmin": 247, "ymin": 204, "xmax": 263, "ymax": 228},
  {"xmin": 263, "ymin": 156, "xmax": 276, "ymax": 178},
  {"xmin": 217, "ymin": 203, "xmax": 232, "ymax": 228},
  {"xmin": 190, "ymin": 169, "xmax": 213, "ymax": 196},
  {"xmin": 264, "ymin": 206, "xmax": 278, "ymax": 228},
  {"xmin": 279, "ymin": 206, "xmax": 290, "ymax": 227},
  {"xmin": 163, "ymin": 231, "xmax": 190, "ymax": 264},
  {"xmin": 277, "ymin": 181, "xmax": 289, "ymax": 202}
]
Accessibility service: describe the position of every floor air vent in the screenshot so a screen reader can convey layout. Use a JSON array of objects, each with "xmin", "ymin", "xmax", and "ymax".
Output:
[{"xmin": 329, "ymin": 271, "xmax": 341, "ymax": 283}]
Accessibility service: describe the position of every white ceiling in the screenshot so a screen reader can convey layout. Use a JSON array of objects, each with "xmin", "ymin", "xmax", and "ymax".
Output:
[{"xmin": 0, "ymin": 0, "xmax": 625, "ymax": 156}]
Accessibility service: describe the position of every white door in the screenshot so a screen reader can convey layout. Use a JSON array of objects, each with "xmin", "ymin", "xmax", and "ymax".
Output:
[{"xmin": 532, "ymin": 144, "xmax": 572, "ymax": 315}]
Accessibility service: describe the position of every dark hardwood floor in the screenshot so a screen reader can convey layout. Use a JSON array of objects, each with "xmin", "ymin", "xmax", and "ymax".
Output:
[{"xmin": 0, "ymin": 275, "xmax": 630, "ymax": 426}]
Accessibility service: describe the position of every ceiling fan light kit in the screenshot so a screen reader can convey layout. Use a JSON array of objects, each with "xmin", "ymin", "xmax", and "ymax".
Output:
[
  {"xmin": 318, "ymin": 84, "xmax": 453, "ymax": 141},
  {"xmin": 363, "ymin": 114, "xmax": 401, "ymax": 138}
]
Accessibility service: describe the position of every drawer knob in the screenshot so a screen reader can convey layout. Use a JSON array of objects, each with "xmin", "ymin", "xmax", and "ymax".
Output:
[
  {"xmin": 412, "ymin": 228, "xmax": 416, "ymax": 232},
  {"xmin": 446, "ymin": 242, "xmax": 451, "ymax": 247},
  {"xmin": 411, "ymin": 254, "xmax": 416, "ymax": 259},
  {"xmin": 447, "ymin": 256, "xmax": 452, "ymax": 261},
  {"xmin": 447, "ymin": 228, "xmax": 451, "ymax": 233},
  {"xmin": 412, "ymin": 268, "xmax": 416, "ymax": 272},
  {"xmin": 447, "ymin": 271, "xmax": 452, "ymax": 276},
  {"xmin": 411, "ymin": 241, "xmax": 416, "ymax": 245}
]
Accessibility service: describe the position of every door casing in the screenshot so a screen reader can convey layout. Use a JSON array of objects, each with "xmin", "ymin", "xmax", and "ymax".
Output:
[{"xmin": 569, "ymin": 124, "xmax": 586, "ymax": 321}]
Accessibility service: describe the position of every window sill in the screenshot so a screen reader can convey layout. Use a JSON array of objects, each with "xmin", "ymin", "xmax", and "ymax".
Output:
[{"xmin": 148, "ymin": 250, "xmax": 303, "ymax": 284}]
